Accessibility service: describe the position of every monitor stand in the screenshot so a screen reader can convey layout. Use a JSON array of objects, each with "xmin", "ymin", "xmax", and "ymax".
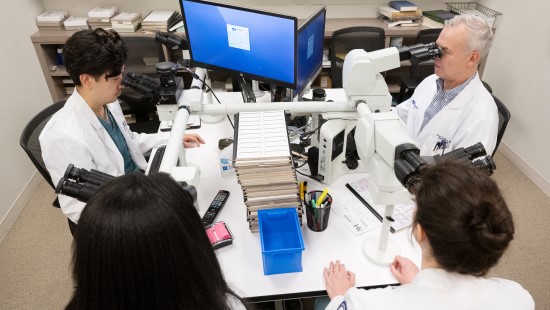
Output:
[
  {"xmin": 252, "ymin": 80, "xmax": 272, "ymax": 102},
  {"xmin": 239, "ymin": 79, "xmax": 271, "ymax": 103}
]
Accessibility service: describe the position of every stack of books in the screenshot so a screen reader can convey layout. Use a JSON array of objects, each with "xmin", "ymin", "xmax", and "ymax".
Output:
[
  {"xmin": 63, "ymin": 16, "xmax": 89, "ymax": 31},
  {"xmin": 141, "ymin": 10, "xmax": 182, "ymax": 32},
  {"xmin": 379, "ymin": 1, "xmax": 422, "ymax": 27},
  {"xmin": 422, "ymin": 10, "xmax": 456, "ymax": 28},
  {"xmin": 87, "ymin": 6, "xmax": 118, "ymax": 29},
  {"xmin": 233, "ymin": 111, "xmax": 302, "ymax": 232},
  {"xmin": 36, "ymin": 11, "xmax": 68, "ymax": 31},
  {"xmin": 111, "ymin": 12, "xmax": 142, "ymax": 33}
]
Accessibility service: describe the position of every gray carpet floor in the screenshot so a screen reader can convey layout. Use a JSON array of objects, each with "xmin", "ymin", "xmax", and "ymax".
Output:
[{"xmin": 0, "ymin": 151, "xmax": 548, "ymax": 309}]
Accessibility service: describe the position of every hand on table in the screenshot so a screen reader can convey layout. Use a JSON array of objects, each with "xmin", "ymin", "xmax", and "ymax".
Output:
[
  {"xmin": 390, "ymin": 255, "xmax": 419, "ymax": 284},
  {"xmin": 323, "ymin": 260, "xmax": 355, "ymax": 299},
  {"xmin": 183, "ymin": 133, "xmax": 205, "ymax": 148}
]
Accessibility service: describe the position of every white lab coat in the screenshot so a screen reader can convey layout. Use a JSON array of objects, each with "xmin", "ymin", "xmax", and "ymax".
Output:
[
  {"xmin": 39, "ymin": 90, "xmax": 168, "ymax": 223},
  {"xmin": 325, "ymin": 268, "xmax": 534, "ymax": 310},
  {"xmin": 395, "ymin": 73, "xmax": 498, "ymax": 156}
]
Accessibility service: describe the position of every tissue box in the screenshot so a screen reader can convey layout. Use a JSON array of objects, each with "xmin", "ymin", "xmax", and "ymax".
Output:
[{"xmin": 258, "ymin": 208, "xmax": 304, "ymax": 275}]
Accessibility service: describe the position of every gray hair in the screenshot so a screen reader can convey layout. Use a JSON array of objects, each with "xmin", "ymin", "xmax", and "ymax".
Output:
[{"xmin": 445, "ymin": 14, "xmax": 494, "ymax": 62}]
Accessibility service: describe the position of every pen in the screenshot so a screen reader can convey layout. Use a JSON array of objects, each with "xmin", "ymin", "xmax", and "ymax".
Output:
[{"xmin": 316, "ymin": 188, "xmax": 329, "ymax": 207}]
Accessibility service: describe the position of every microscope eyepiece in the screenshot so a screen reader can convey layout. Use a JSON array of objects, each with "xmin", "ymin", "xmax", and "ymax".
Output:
[
  {"xmin": 397, "ymin": 42, "xmax": 442, "ymax": 63},
  {"xmin": 63, "ymin": 164, "xmax": 115, "ymax": 187},
  {"xmin": 55, "ymin": 178, "xmax": 101, "ymax": 203},
  {"xmin": 472, "ymin": 155, "xmax": 496, "ymax": 176}
]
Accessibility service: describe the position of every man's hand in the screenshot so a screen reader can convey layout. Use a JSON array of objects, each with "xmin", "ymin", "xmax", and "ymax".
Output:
[
  {"xmin": 183, "ymin": 133, "xmax": 205, "ymax": 148},
  {"xmin": 390, "ymin": 255, "xmax": 419, "ymax": 284},
  {"xmin": 323, "ymin": 260, "xmax": 355, "ymax": 299}
]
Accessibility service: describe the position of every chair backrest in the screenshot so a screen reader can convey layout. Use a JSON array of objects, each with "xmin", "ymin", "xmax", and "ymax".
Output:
[
  {"xmin": 330, "ymin": 27, "xmax": 385, "ymax": 88},
  {"xmin": 491, "ymin": 94, "xmax": 511, "ymax": 156},
  {"xmin": 415, "ymin": 28, "xmax": 442, "ymax": 45},
  {"xmin": 122, "ymin": 36, "xmax": 166, "ymax": 76},
  {"xmin": 410, "ymin": 28, "xmax": 442, "ymax": 80},
  {"xmin": 20, "ymin": 100, "xmax": 66, "ymax": 190}
]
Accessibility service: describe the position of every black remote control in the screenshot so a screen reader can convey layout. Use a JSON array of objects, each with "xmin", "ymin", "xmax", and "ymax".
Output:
[{"xmin": 202, "ymin": 190, "xmax": 230, "ymax": 226}]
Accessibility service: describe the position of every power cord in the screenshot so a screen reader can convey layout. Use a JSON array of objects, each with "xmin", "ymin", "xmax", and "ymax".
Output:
[{"xmin": 182, "ymin": 67, "xmax": 234, "ymax": 129}]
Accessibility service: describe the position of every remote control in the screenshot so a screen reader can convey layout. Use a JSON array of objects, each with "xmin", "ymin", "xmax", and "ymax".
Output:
[{"xmin": 202, "ymin": 190, "xmax": 230, "ymax": 226}]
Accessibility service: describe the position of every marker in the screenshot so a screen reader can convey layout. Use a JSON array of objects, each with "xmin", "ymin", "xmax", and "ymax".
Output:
[
  {"xmin": 311, "ymin": 198, "xmax": 316, "ymax": 208},
  {"xmin": 299, "ymin": 182, "xmax": 304, "ymax": 201},
  {"xmin": 316, "ymin": 188, "xmax": 329, "ymax": 207}
]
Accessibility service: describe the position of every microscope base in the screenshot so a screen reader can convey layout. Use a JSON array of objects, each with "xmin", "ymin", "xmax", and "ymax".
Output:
[
  {"xmin": 200, "ymin": 114, "xmax": 225, "ymax": 124},
  {"xmin": 363, "ymin": 235, "xmax": 400, "ymax": 267}
]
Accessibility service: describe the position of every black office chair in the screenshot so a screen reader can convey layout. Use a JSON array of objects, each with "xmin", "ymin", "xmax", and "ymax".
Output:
[
  {"xmin": 119, "ymin": 36, "xmax": 165, "ymax": 133},
  {"xmin": 397, "ymin": 28, "xmax": 443, "ymax": 103},
  {"xmin": 20, "ymin": 100, "xmax": 66, "ymax": 209},
  {"xmin": 330, "ymin": 27, "xmax": 385, "ymax": 88},
  {"xmin": 20, "ymin": 99, "xmax": 79, "ymax": 235},
  {"xmin": 491, "ymin": 94, "xmax": 511, "ymax": 156}
]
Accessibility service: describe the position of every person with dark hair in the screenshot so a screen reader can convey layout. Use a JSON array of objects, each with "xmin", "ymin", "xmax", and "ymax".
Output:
[
  {"xmin": 39, "ymin": 28, "xmax": 204, "ymax": 225},
  {"xmin": 322, "ymin": 163, "xmax": 534, "ymax": 309},
  {"xmin": 67, "ymin": 172, "xmax": 248, "ymax": 310}
]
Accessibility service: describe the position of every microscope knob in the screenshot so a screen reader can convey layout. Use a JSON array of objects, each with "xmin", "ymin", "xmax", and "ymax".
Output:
[{"xmin": 344, "ymin": 157, "xmax": 359, "ymax": 170}]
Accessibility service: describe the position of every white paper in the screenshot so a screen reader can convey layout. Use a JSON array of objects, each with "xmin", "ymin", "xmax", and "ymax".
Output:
[{"xmin": 227, "ymin": 24, "xmax": 250, "ymax": 51}]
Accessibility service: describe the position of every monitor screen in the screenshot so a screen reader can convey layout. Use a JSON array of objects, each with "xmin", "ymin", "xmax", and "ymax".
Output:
[
  {"xmin": 295, "ymin": 7, "xmax": 326, "ymax": 97},
  {"xmin": 179, "ymin": 0, "xmax": 297, "ymax": 89}
]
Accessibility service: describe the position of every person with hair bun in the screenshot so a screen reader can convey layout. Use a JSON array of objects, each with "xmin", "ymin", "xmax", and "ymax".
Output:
[
  {"xmin": 322, "ymin": 162, "xmax": 534, "ymax": 309},
  {"xmin": 66, "ymin": 172, "xmax": 249, "ymax": 310}
]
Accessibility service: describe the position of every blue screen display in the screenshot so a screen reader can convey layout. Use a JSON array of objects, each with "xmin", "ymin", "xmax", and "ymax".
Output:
[
  {"xmin": 295, "ymin": 7, "xmax": 326, "ymax": 96},
  {"xmin": 180, "ymin": 0, "xmax": 297, "ymax": 88}
]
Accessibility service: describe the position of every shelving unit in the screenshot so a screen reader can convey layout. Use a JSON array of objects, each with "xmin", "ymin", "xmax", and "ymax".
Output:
[
  {"xmin": 32, "ymin": 18, "xmax": 430, "ymax": 102},
  {"xmin": 31, "ymin": 29, "xmax": 175, "ymax": 102}
]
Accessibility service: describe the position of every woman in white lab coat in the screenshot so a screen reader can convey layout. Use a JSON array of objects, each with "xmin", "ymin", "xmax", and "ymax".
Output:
[
  {"xmin": 322, "ymin": 163, "xmax": 534, "ymax": 310},
  {"xmin": 396, "ymin": 15, "xmax": 498, "ymax": 156},
  {"xmin": 39, "ymin": 28, "xmax": 203, "ymax": 225}
]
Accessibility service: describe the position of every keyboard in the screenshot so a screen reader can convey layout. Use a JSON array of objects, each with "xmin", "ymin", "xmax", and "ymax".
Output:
[{"xmin": 145, "ymin": 145, "xmax": 166, "ymax": 174}]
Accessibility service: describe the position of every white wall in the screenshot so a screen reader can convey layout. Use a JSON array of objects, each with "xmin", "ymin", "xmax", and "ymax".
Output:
[
  {"xmin": 481, "ymin": 0, "xmax": 550, "ymax": 196},
  {"xmin": 0, "ymin": 0, "xmax": 50, "ymax": 243}
]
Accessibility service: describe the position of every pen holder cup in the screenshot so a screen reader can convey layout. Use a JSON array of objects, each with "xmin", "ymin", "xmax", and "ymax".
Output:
[{"xmin": 305, "ymin": 191, "xmax": 332, "ymax": 232}]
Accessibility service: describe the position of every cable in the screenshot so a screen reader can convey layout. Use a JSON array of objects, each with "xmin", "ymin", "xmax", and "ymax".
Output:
[
  {"xmin": 183, "ymin": 66, "xmax": 234, "ymax": 129},
  {"xmin": 295, "ymin": 169, "xmax": 315, "ymax": 180},
  {"xmin": 300, "ymin": 118, "xmax": 352, "ymax": 142}
]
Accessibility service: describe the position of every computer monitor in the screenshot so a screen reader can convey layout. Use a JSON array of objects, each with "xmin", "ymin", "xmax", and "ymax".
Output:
[
  {"xmin": 179, "ymin": 0, "xmax": 297, "ymax": 89},
  {"xmin": 294, "ymin": 7, "xmax": 326, "ymax": 99}
]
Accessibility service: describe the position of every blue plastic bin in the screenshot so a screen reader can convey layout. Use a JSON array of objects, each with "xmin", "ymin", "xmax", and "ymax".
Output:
[{"xmin": 258, "ymin": 208, "xmax": 305, "ymax": 275}]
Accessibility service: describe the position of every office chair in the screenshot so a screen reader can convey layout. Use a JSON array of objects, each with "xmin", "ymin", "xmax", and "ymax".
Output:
[
  {"xmin": 20, "ymin": 100, "xmax": 66, "ymax": 209},
  {"xmin": 119, "ymin": 36, "xmax": 165, "ymax": 133},
  {"xmin": 330, "ymin": 27, "xmax": 385, "ymax": 88},
  {"xmin": 492, "ymin": 94, "xmax": 511, "ymax": 156},
  {"xmin": 20, "ymin": 99, "xmax": 79, "ymax": 235},
  {"xmin": 397, "ymin": 28, "xmax": 443, "ymax": 103}
]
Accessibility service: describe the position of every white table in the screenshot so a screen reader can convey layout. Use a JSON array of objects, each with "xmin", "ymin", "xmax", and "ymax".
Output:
[{"xmin": 182, "ymin": 91, "xmax": 421, "ymax": 302}]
